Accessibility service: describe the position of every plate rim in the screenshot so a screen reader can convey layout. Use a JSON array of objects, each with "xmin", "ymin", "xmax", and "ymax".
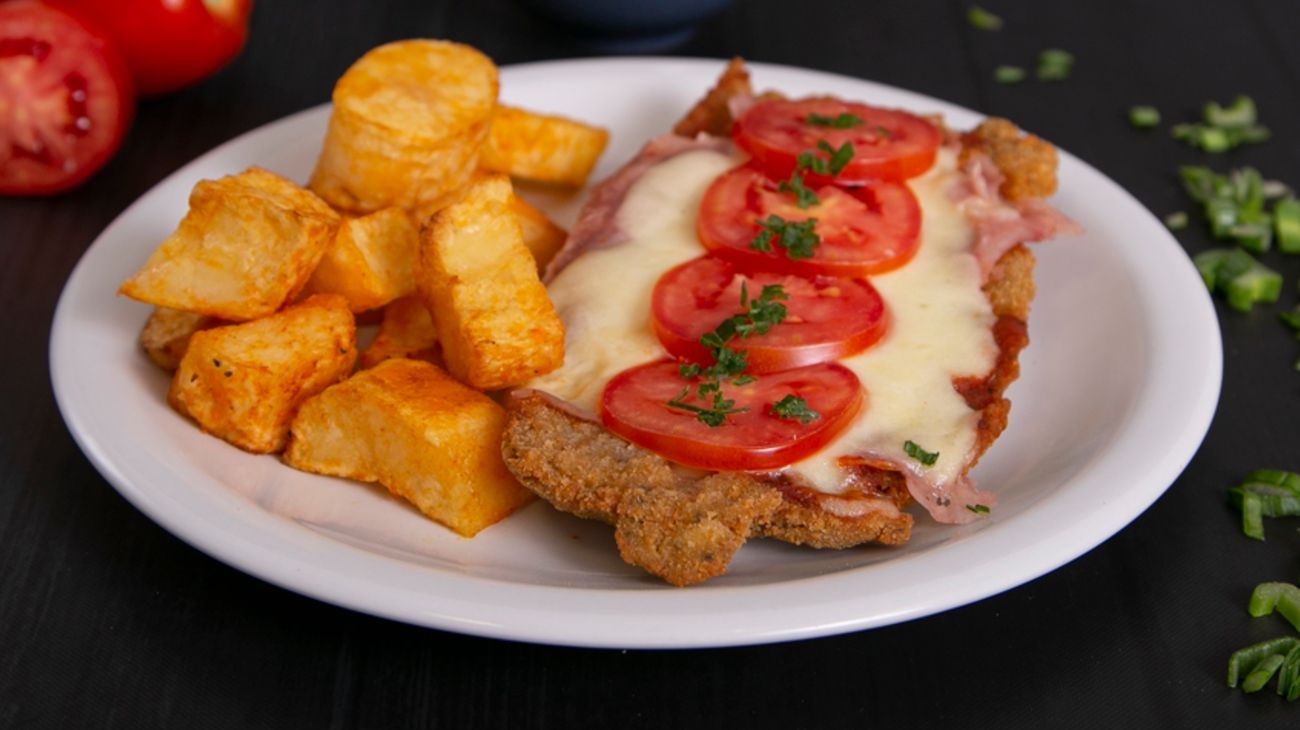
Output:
[{"xmin": 48, "ymin": 56, "xmax": 1223, "ymax": 648}]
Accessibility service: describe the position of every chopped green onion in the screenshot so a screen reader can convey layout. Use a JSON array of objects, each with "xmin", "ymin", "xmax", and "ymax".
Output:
[
  {"xmin": 1229, "ymin": 637, "xmax": 1300, "ymax": 687},
  {"xmin": 1245, "ymin": 654, "xmax": 1287, "ymax": 693},
  {"xmin": 966, "ymin": 5, "xmax": 1003, "ymax": 31},
  {"xmin": 966, "ymin": 504, "xmax": 990, "ymax": 514},
  {"xmin": 1229, "ymin": 484, "xmax": 1300, "ymax": 518},
  {"xmin": 1241, "ymin": 491, "xmax": 1266, "ymax": 540},
  {"xmin": 1036, "ymin": 48, "xmax": 1073, "ymax": 81},
  {"xmin": 1205, "ymin": 95, "xmax": 1258, "ymax": 128},
  {"xmin": 1129, "ymin": 105, "xmax": 1160, "ymax": 128},
  {"xmin": 1245, "ymin": 469, "xmax": 1300, "ymax": 492},
  {"xmin": 1279, "ymin": 644, "xmax": 1300, "ymax": 699},
  {"xmin": 1195, "ymin": 248, "xmax": 1282, "ymax": 311},
  {"xmin": 1164, "ymin": 211, "xmax": 1188, "ymax": 230},
  {"xmin": 1281, "ymin": 305, "xmax": 1300, "ymax": 331},
  {"xmin": 993, "ymin": 65, "xmax": 1025, "ymax": 84},
  {"xmin": 1229, "ymin": 222, "xmax": 1272, "ymax": 254},
  {"xmin": 1249, "ymin": 583, "xmax": 1300, "ymax": 633},
  {"xmin": 1180, "ymin": 166, "xmax": 1217, "ymax": 203},
  {"xmin": 1275, "ymin": 198, "xmax": 1300, "ymax": 253}
]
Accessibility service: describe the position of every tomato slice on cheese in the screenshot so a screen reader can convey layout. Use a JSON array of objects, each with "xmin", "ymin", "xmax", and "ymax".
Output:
[
  {"xmin": 600, "ymin": 360, "xmax": 864, "ymax": 471},
  {"xmin": 733, "ymin": 97, "xmax": 940, "ymax": 183},
  {"xmin": 697, "ymin": 164, "xmax": 921, "ymax": 277},
  {"xmin": 651, "ymin": 255, "xmax": 888, "ymax": 373}
]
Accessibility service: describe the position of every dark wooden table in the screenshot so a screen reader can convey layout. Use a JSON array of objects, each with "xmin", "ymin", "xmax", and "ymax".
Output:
[{"xmin": 5, "ymin": 0, "xmax": 1300, "ymax": 727}]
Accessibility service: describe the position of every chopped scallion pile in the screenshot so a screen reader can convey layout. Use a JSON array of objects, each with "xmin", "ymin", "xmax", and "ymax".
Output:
[
  {"xmin": 1226, "ymin": 469, "xmax": 1300, "ymax": 539},
  {"xmin": 966, "ymin": 5, "xmax": 1003, "ymax": 31},
  {"xmin": 1177, "ymin": 165, "xmax": 1300, "ymax": 254},
  {"xmin": 1194, "ymin": 248, "xmax": 1282, "ymax": 312},
  {"xmin": 1129, "ymin": 105, "xmax": 1160, "ymax": 129},
  {"xmin": 1172, "ymin": 95, "xmax": 1270, "ymax": 152}
]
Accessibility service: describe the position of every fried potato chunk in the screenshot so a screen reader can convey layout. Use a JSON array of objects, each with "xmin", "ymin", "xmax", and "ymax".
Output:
[
  {"xmin": 119, "ymin": 167, "xmax": 340, "ymax": 321},
  {"xmin": 509, "ymin": 194, "xmax": 567, "ymax": 272},
  {"xmin": 359, "ymin": 296, "xmax": 441, "ymax": 369},
  {"xmin": 301, "ymin": 207, "xmax": 419, "ymax": 312},
  {"xmin": 283, "ymin": 358, "xmax": 533, "ymax": 537},
  {"xmin": 169, "ymin": 294, "xmax": 357, "ymax": 454},
  {"xmin": 309, "ymin": 40, "xmax": 498, "ymax": 218},
  {"xmin": 139, "ymin": 307, "xmax": 222, "ymax": 371},
  {"xmin": 417, "ymin": 174, "xmax": 564, "ymax": 390},
  {"xmin": 480, "ymin": 105, "xmax": 609, "ymax": 187}
]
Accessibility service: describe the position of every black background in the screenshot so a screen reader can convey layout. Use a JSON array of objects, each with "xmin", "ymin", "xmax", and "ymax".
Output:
[{"xmin": 4, "ymin": 0, "xmax": 1300, "ymax": 727}]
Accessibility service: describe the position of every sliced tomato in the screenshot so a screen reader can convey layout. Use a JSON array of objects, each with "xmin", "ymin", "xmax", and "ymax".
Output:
[
  {"xmin": 651, "ymin": 255, "xmax": 888, "ymax": 373},
  {"xmin": 734, "ymin": 97, "xmax": 940, "ymax": 183},
  {"xmin": 600, "ymin": 360, "xmax": 864, "ymax": 471},
  {"xmin": 697, "ymin": 164, "xmax": 921, "ymax": 277},
  {"xmin": 54, "ymin": 0, "xmax": 251, "ymax": 97},
  {"xmin": 0, "ymin": 1, "xmax": 133, "ymax": 195}
]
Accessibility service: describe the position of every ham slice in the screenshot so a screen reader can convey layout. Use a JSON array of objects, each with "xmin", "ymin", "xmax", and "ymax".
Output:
[
  {"xmin": 951, "ymin": 151, "xmax": 1083, "ymax": 281},
  {"xmin": 544, "ymin": 133, "xmax": 734, "ymax": 282}
]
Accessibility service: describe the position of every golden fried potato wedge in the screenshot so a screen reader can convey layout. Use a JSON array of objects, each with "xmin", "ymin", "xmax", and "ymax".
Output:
[
  {"xmin": 417, "ymin": 174, "xmax": 564, "ymax": 390},
  {"xmin": 302, "ymin": 207, "xmax": 419, "ymax": 312},
  {"xmin": 509, "ymin": 194, "xmax": 567, "ymax": 273},
  {"xmin": 119, "ymin": 167, "xmax": 339, "ymax": 321},
  {"xmin": 359, "ymin": 296, "xmax": 441, "ymax": 369},
  {"xmin": 480, "ymin": 105, "xmax": 609, "ymax": 187},
  {"xmin": 139, "ymin": 307, "xmax": 222, "ymax": 371},
  {"xmin": 169, "ymin": 294, "xmax": 356, "ymax": 454},
  {"xmin": 283, "ymin": 358, "xmax": 533, "ymax": 537},
  {"xmin": 309, "ymin": 40, "xmax": 498, "ymax": 218}
]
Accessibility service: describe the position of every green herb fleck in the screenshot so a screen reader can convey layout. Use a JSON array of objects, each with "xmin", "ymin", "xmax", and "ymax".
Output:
[
  {"xmin": 966, "ymin": 5, "xmax": 1003, "ymax": 31},
  {"xmin": 1036, "ymin": 48, "xmax": 1074, "ymax": 81},
  {"xmin": 1129, "ymin": 105, "xmax": 1160, "ymax": 129},
  {"xmin": 966, "ymin": 504, "xmax": 991, "ymax": 514},
  {"xmin": 993, "ymin": 65, "xmax": 1025, "ymax": 84},
  {"xmin": 806, "ymin": 112, "xmax": 864, "ymax": 128},
  {"xmin": 751, "ymin": 215, "xmax": 821, "ymax": 259},
  {"xmin": 778, "ymin": 173, "xmax": 821, "ymax": 209},
  {"xmin": 769, "ymin": 394, "xmax": 820, "ymax": 424},
  {"xmin": 903, "ymin": 440, "xmax": 939, "ymax": 466},
  {"xmin": 666, "ymin": 387, "xmax": 747, "ymax": 428}
]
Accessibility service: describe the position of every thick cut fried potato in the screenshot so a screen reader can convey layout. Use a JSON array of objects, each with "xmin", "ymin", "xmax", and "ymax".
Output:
[
  {"xmin": 480, "ymin": 105, "xmax": 609, "ymax": 187},
  {"xmin": 509, "ymin": 194, "xmax": 566, "ymax": 272},
  {"xmin": 309, "ymin": 40, "xmax": 498, "ymax": 218},
  {"xmin": 283, "ymin": 358, "xmax": 533, "ymax": 537},
  {"xmin": 417, "ymin": 174, "xmax": 564, "ymax": 390},
  {"xmin": 119, "ymin": 167, "xmax": 340, "ymax": 321},
  {"xmin": 169, "ymin": 294, "xmax": 357, "ymax": 454},
  {"xmin": 302, "ymin": 207, "xmax": 418, "ymax": 312},
  {"xmin": 140, "ymin": 307, "xmax": 222, "ymax": 371},
  {"xmin": 359, "ymin": 295, "xmax": 441, "ymax": 369}
]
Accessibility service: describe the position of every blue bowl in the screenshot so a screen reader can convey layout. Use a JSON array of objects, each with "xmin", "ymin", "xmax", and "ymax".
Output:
[{"xmin": 520, "ymin": 0, "xmax": 733, "ymax": 50}]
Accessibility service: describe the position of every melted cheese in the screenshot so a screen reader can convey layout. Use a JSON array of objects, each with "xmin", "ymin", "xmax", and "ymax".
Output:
[{"xmin": 529, "ymin": 147, "xmax": 996, "ymax": 495}]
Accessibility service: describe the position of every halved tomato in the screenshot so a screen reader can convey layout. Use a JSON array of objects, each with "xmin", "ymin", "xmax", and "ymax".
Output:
[
  {"xmin": 734, "ymin": 97, "xmax": 940, "ymax": 184},
  {"xmin": 0, "ymin": 1, "xmax": 133, "ymax": 195},
  {"xmin": 697, "ymin": 164, "xmax": 921, "ymax": 277},
  {"xmin": 600, "ymin": 359, "xmax": 865, "ymax": 471},
  {"xmin": 651, "ymin": 255, "xmax": 888, "ymax": 373}
]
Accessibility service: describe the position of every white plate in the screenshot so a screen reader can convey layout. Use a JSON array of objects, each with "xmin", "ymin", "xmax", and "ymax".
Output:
[{"xmin": 49, "ymin": 58, "xmax": 1221, "ymax": 648}]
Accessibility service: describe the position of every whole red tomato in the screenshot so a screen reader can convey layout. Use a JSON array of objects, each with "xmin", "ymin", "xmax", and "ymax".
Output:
[{"xmin": 53, "ymin": 0, "xmax": 252, "ymax": 97}]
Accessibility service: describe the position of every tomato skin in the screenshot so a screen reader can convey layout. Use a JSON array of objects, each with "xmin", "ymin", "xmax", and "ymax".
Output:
[
  {"xmin": 0, "ymin": 0, "xmax": 133, "ymax": 195},
  {"xmin": 697, "ymin": 164, "xmax": 921, "ymax": 278},
  {"xmin": 600, "ymin": 360, "xmax": 865, "ymax": 471},
  {"xmin": 651, "ymin": 255, "xmax": 889, "ymax": 373},
  {"xmin": 734, "ymin": 97, "xmax": 941, "ymax": 184},
  {"xmin": 53, "ymin": 0, "xmax": 251, "ymax": 97}
]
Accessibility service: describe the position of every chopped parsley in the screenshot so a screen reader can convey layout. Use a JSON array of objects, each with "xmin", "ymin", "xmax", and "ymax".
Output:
[
  {"xmin": 770, "ymin": 395, "xmax": 820, "ymax": 424},
  {"xmin": 966, "ymin": 504, "xmax": 991, "ymax": 514},
  {"xmin": 777, "ymin": 173, "xmax": 820, "ymax": 209},
  {"xmin": 903, "ymin": 439, "xmax": 939, "ymax": 466},
  {"xmin": 666, "ymin": 284, "xmax": 790, "ymax": 427},
  {"xmin": 796, "ymin": 140, "xmax": 855, "ymax": 177},
  {"xmin": 750, "ymin": 215, "xmax": 820, "ymax": 259},
  {"xmin": 806, "ymin": 112, "xmax": 863, "ymax": 128}
]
